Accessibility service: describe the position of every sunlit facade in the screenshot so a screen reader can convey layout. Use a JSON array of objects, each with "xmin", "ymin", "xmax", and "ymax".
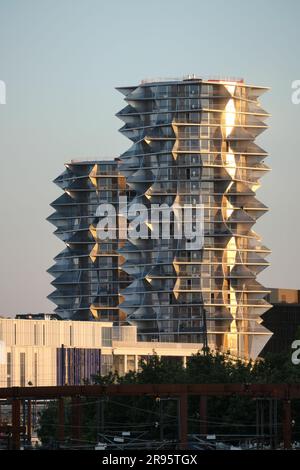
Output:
[
  {"xmin": 48, "ymin": 78, "xmax": 272, "ymax": 360},
  {"xmin": 117, "ymin": 77, "xmax": 272, "ymax": 359}
]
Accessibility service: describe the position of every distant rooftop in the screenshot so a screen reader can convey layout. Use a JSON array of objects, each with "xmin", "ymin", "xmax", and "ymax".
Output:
[
  {"xmin": 66, "ymin": 158, "xmax": 117, "ymax": 165},
  {"xmin": 140, "ymin": 75, "xmax": 244, "ymax": 85},
  {"xmin": 15, "ymin": 313, "xmax": 61, "ymax": 320}
]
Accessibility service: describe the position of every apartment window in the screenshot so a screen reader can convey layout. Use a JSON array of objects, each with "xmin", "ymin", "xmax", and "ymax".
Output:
[
  {"xmin": 69, "ymin": 325, "xmax": 73, "ymax": 346},
  {"xmin": 200, "ymin": 140, "xmax": 209, "ymax": 150},
  {"xmin": 200, "ymin": 126, "xmax": 209, "ymax": 137},
  {"xmin": 7, "ymin": 352, "xmax": 12, "ymax": 387},
  {"xmin": 160, "ymin": 99, "xmax": 168, "ymax": 111},
  {"xmin": 20, "ymin": 352, "xmax": 25, "ymax": 387},
  {"xmin": 101, "ymin": 355, "xmax": 113, "ymax": 376},
  {"xmin": 113, "ymin": 355, "xmax": 125, "ymax": 376},
  {"xmin": 34, "ymin": 353, "xmax": 38, "ymax": 386},
  {"xmin": 34, "ymin": 324, "xmax": 37, "ymax": 346},
  {"xmin": 190, "ymin": 126, "xmax": 198, "ymax": 137},
  {"xmin": 202, "ymin": 279, "xmax": 210, "ymax": 289},
  {"xmin": 14, "ymin": 324, "xmax": 17, "ymax": 345},
  {"xmin": 127, "ymin": 355, "xmax": 136, "ymax": 372},
  {"xmin": 202, "ymin": 112, "xmax": 209, "ymax": 123},
  {"xmin": 102, "ymin": 327, "xmax": 112, "ymax": 347}
]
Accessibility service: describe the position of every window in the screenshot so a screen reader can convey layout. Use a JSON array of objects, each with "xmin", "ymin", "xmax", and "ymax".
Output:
[
  {"xmin": 34, "ymin": 353, "xmax": 38, "ymax": 386},
  {"xmin": 101, "ymin": 355, "xmax": 113, "ymax": 375},
  {"xmin": 102, "ymin": 327, "xmax": 112, "ymax": 347},
  {"xmin": 34, "ymin": 324, "xmax": 37, "ymax": 346},
  {"xmin": 7, "ymin": 352, "xmax": 11, "ymax": 387},
  {"xmin": 127, "ymin": 355, "xmax": 136, "ymax": 372},
  {"xmin": 200, "ymin": 140, "xmax": 209, "ymax": 150},
  {"xmin": 69, "ymin": 325, "xmax": 73, "ymax": 346},
  {"xmin": 201, "ymin": 126, "xmax": 209, "ymax": 137},
  {"xmin": 20, "ymin": 352, "xmax": 25, "ymax": 387},
  {"xmin": 160, "ymin": 99, "xmax": 168, "ymax": 111},
  {"xmin": 113, "ymin": 355, "xmax": 125, "ymax": 376}
]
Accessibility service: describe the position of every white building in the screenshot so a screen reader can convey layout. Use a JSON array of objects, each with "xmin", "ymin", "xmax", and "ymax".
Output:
[{"xmin": 0, "ymin": 318, "xmax": 202, "ymax": 387}]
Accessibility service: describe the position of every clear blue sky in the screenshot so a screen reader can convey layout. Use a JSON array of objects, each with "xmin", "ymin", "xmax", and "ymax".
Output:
[{"xmin": 0, "ymin": 0, "xmax": 299, "ymax": 315}]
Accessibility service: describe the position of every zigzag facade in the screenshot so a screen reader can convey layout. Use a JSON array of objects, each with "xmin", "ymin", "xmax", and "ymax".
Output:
[
  {"xmin": 48, "ymin": 160, "xmax": 132, "ymax": 322},
  {"xmin": 117, "ymin": 78, "xmax": 272, "ymax": 359},
  {"xmin": 48, "ymin": 77, "xmax": 272, "ymax": 360}
]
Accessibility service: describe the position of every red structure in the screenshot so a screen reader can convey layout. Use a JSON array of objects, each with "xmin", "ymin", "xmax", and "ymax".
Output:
[{"xmin": 0, "ymin": 383, "xmax": 298, "ymax": 450}]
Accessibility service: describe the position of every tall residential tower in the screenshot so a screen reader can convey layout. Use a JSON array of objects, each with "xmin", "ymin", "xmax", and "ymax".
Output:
[
  {"xmin": 48, "ymin": 77, "xmax": 272, "ymax": 360},
  {"xmin": 117, "ymin": 77, "xmax": 272, "ymax": 359},
  {"xmin": 48, "ymin": 160, "xmax": 132, "ymax": 322}
]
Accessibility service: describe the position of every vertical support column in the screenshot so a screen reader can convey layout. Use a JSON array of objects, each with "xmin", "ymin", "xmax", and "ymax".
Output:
[
  {"xmin": 199, "ymin": 395, "xmax": 208, "ymax": 436},
  {"xmin": 96, "ymin": 398, "xmax": 100, "ymax": 442},
  {"xmin": 96, "ymin": 396, "xmax": 105, "ymax": 442},
  {"xmin": 273, "ymin": 399, "xmax": 278, "ymax": 449},
  {"xmin": 100, "ymin": 398, "xmax": 105, "ymax": 434},
  {"xmin": 283, "ymin": 399, "xmax": 292, "ymax": 450},
  {"xmin": 269, "ymin": 398, "xmax": 277, "ymax": 450},
  {"xmin": 71, "ymin": 396, "xmax": 81, "ymax": 446},
  {"xmin": 27, "ymin": 400, "xmax": 32, "ymax": 444},
  {"xmin": 57, "ymin": 398, "xmax": 65, "ymax": 445},
  {"xmin": 179, "ymin": 393, "xmax": 188, "ymax": 449},
  {"xmin": 159, "ymin": 399, "xmax": 164, "ymax": 442},
  {"xmin": 12, "ymin": 399, "xmax": 21, "ymax": 450}
]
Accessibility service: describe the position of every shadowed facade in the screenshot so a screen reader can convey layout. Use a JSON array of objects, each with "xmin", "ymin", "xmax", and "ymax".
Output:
[{"xmin": 48, "ymin": 160, "xmax": 132, "ymax": 322}]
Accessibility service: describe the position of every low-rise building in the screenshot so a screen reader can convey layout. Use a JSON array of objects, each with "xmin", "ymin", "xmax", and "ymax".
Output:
[
  {"xmin": 261, "ymin": 288, "xmax": 300, "ymax": 356},
  {"xmin": 0, "ymin": 318, "xmax": 202, "ymax": 387}
]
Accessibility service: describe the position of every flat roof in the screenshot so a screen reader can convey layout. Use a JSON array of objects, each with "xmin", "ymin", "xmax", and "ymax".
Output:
[
  {"xmin": 66, "ymin": 159, "xmax": 117, "ymax": 165},
  {"xmin": 116, "ymin": 76, "xmax": 269, "ymax": 90}
]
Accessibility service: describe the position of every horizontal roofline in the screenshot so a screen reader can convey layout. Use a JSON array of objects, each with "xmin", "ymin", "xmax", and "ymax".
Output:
[
  {"xmin": 116, "ymin": 77, "xmax": 269, "ymax": 90},
  {"xmin": 65, "ymin": 158, "xmax": 117, "ymax": 165}
]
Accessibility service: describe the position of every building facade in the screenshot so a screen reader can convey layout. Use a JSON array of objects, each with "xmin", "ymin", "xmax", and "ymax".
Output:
[
  {"xmin": 48, "ymin": 160, "xmax": 133, "ymax": 322},
  {"xmin": 0, "ymin": 318, "xmax": 201, "ymax": 387},
  {"xmin": 261, "ymin": 289, "xmax": 300, "ymax": 356},
  {"xmin": 48, "ymin": 77, "xmax": 272, "ymax": 360},
  {"xmin": 117, "ymin": 77, "xmax": 272, "ymax": 359}
]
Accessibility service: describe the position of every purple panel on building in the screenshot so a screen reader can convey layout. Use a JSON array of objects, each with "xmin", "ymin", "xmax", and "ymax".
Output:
[{"xmin": 56, "ymin": 347, "xmax": 101, "ymax": 385}]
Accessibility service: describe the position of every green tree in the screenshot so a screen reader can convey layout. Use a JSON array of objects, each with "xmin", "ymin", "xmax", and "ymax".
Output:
[{"xmin": 37, "ymin": 351, "xmax": 300, "ymax": 447}]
